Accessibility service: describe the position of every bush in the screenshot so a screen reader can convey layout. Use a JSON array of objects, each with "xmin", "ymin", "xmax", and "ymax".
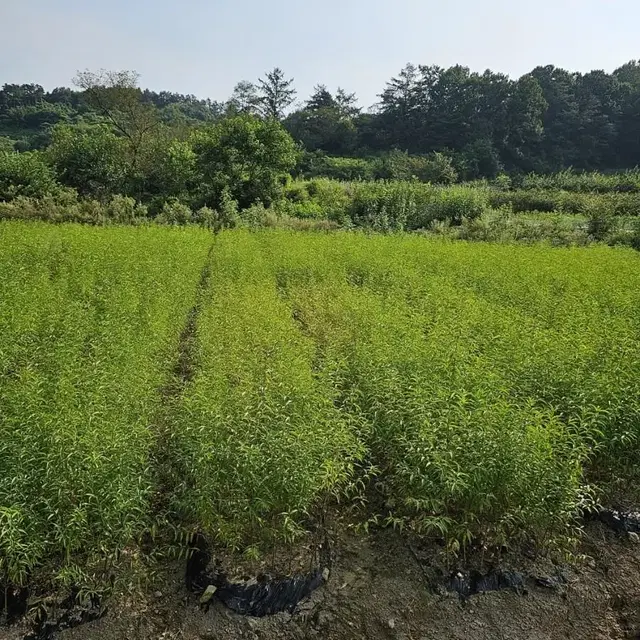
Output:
[
  {"xmin": 449, "ymin": 210, "xmax": 590, "ymax": 246},
  {"xmin": 47, "ymin": 125, "xmax": 129, "ymax": 200},
  {"xmin": 611, "ymin": 193, "xmax": 640, "ymax": 217},
  {"xmin": 630, "ymin": 219, "xmax": 640, "ymax": 251},
  {"xmin": 275, "ymin": 199, "xmax": 325, "ymax": 220},
  {"xmin": 493, "ymin": 174, "xmax": 512, "ymax": 191},
  {"xmin": 212, "ymin": 188, "xmax": 240, "ymax": 230},
  {"xmin": 0, "ymin": 151, "xmax": 60, "ymax": 201},
  {"xmin": 305, "ymin": 179, "xmax": 352, "ymax": 225},
  {"xmin": 348, "ymin": 181, "xmax": 421, "ymax": 231},
  {"xmin": 488, "ymin": 189, "xmax": 559, "ymax": 213},
  {"xmin": 372, "ymin": 150, "xmax": 458, "ymax": 184},
  {"xmin": 0, "ymin": 137, "xmax": 15, "ymax": 153},
  {"xmin": 0, "ymin": 223, "xmax": 214, "ymax": 584},
  {"xmin": 424, "ymin": 186, "xmax": 487, "ymax": 226},
  {"xmin": 283, "ymin": 181, "xmax": 311, "ymax": 203},
  {"xmin": 105, "ymin": 194, "xmax": 148, "ymax": 223},
  {"xmin": 0, "ymin": 191, "xmax": 152, "ymax": 225},
  {"xmin": 587, "ymin": 208, "xmax": 616, "ymax": 240},
  {"xmin": 193, "ymin": 205, "xmax": 215, "ymax": 228},
  {"xmin": 281, "ymin": 180, "xmax": 487, "ymax": 230},
  {"xmin": 519, "ymin": 169, "xmax": 640, "ymax": 194},
  {"xmin": 156, "ymin": 199, "xmax": 193, "ymax": 225}
]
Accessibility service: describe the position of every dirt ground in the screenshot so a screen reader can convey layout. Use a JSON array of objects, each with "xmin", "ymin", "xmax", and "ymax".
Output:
[{"xmin": 4, "ymin": 520, "xmax": 639, "ymax": 640}]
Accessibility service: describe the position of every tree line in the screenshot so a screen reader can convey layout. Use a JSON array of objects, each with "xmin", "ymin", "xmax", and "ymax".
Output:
[{"xmin": 1, "ymin": 60, "xmax": 640, "ymax": 209}]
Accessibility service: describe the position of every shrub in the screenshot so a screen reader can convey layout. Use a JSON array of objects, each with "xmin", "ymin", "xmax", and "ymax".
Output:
[
  {"xmin": 305, "ymin": 179, "xmax": 352, "ymax": 225},
  {"xmin": 519, "ymin": 169, "xmax": 640, "ymax": 194},
  {"xmin": 611, "ymin": 193, "xmax": 640, "ymax": 217},
  {"xmin": 156, "ymin": 199, "xmax": 193, "ymax": 225},
  {"xmin": 245, "ymin": 231, "xmax": 640, "ymax": 551},
  {"xmin": 493, "ymin": 174, "xmax": 512, "ymax": 191},
  {"xmin": 283, "ymin": 181, "xmax": 311, "ymax": 203},
  {"xmin": 630, "ymin": 219, "xmax": 640, "ymax": 251},
  {"xmin": 276, "ymin": 199, "xmax": 325, "ymax": 220},
  {"xmin": 587, "ymin": 208, "xmax": 616, "ymax": 240},
  {"xmin": 193, "ymin": 205, "xmax": 216, "ymax": 228},
  {"xmin": 167, "ymin": 231, "xmax": 362, "ymax": 547},
  {"xmin": 298, "ymin": 154, "xmax": 375, "ymax": 181},
  {"xmin": 0, "ymin": 151, "xmax": 60, "ymax": 201},
  {"xmin": 424, "ymin": 185, "xmax": 487, "ymax": 226},
  {"xmin": 348, "ymin": 181, "xmax": 419, "ymax": 231},
  {"xmin": 0, "ymin": 137, "xmax": 15, "ymax": 153},
  {"xmin": 285, "ymin": 180, "xmax": 487, "ymax": 230},
  {"xmin": 372, "ymin": 150, "xmax": 458, "ymax": 184},
  {"xmin": 488, "ymin": 189, "xmax": 559, "ymax": 213},
  {"xmin": 46, "ymin": 125, "xmax": 129, "ymax": 200},
  {"xmin": 0, "ymin": 224, "xmax": 214, "ymax": 584},
  {"xmin": 240, "ymin": 201, "xmax": 270, "ymax": 228},
  {"xmin": 210, "ymin": 188, "xmax": 240, "ymax": 230},
  {"xmin": 105, "ymin": 194, "xmax": 148, "ymax": 223}
]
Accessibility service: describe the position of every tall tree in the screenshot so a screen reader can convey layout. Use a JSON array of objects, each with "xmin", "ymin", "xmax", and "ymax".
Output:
[
  {"xmin": 376, "ymin": 63, "xmax": 425, "ymax": 150},
  {"xmin": 615, "ymin": 61, "xmax": 640, "ymax": 166},
  {"xmin": 335, "ymin": 88, "xmax": 360, "ymax": 118},
  {"xmin": 257, "ymin": 68, "xmax": 297, "ymax": 120},
  {"xmin": 306, "ymin": 85, "xmax": 336, "ymax": 111},
  {"xmin": 528, "ymin": 66, "xmax": 581, "ymax": 170},
  {"xmin": 501, "ymin": 75, "xmax": 547, "ymax": 171},
  {"xmin": 191, "ymin": 115, "xmax": 298, "ymax": 208},
  {"xmin": 47, "ymin": 124, "xmax": 128, "ymax": 199},
  {"xmin": 73, "ymin": 69, "xmax": 160, "ymax": 174},
  {"xmin": 227, "ymin": 81, "xmax": 261, "ymax": 115}
]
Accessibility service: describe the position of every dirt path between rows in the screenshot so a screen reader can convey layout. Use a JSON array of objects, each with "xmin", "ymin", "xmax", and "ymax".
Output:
[
  {"xmin": 4, "ymin": 520, "xmax": 628, "ymax": 640},
  {"xmin": 150, "ymin": 239, "xmax": 216, "ymax": 518}
]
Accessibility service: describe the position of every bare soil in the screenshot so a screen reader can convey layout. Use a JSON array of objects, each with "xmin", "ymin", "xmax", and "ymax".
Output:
[{"xmin": 4, "ymin": 520, "xmax": 638, "ymax": 640}]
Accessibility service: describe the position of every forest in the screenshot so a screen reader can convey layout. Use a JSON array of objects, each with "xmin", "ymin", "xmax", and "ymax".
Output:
[{"xmin": 2, "ymin": 59, "xmax": 640, "ymax": 182}]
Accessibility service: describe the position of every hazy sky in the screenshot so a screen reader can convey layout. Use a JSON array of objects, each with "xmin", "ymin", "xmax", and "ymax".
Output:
[{"xmin": 2, "ymin": 0, "xmax": 638, "ymax": 109}]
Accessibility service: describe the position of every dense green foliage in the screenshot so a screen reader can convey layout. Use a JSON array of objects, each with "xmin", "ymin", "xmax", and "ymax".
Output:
[
  {"xmin": 219, "ymin": 232, "xmax": 640, "ymax": 549},
  {"xmin": 3, "ymin": 62, "xmax": 640, "ymax": 242},
  {"xmin": 190, "ymin": 115, "xmax": 298, "ymax": 209},
  {"xmin": 2, "ymin": 224, "xmax": 639, "ymax": 586},
  {"xmin": 4, "ymin": 59, "xmax": 640, "ymax": 178},
  {"xmin": 0, "ymin": 223, "xmax": 213, "ymax": 584},
  {"xmin": 0, "ymin": 151, "xmax": 60, "ymax": 200},
  {"xmin": 166, "ymin": 233, "xmax": 363, "ymax": 546}
]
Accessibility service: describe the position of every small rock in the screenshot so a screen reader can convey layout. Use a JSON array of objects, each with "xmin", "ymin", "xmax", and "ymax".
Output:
[
  {"xmin": 315, "ymin": 611, "xmax": 334, "ymax": 627},
  {"xmin": 199, "ymin": 585, "xmax": 218, "ymax": 605},
  {"xmin": 629, "ymin": 532, "xmax": 640, "ymax": 544},
  {"xmin": 340, "ymin": 571, "xmax": 357, "ymax": 588},
  {"xmin": 322, "ymin": 567, "xmax": 330, "ymax": 581},
  {"xmin": 154, "ymin": 591, "xmax": 163, "ymax": 599},
  {"xmin": 388, "ymin": 618, "xmax": 396, "ymax": 629}
]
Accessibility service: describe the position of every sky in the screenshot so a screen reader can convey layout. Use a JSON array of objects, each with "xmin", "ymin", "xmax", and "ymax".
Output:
[{"xmin": 1, "ymin": 0, "xmax": 639, "ymax": 110}]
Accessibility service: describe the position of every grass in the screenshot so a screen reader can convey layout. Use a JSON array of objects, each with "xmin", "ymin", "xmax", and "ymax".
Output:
[{"xmin": 1, "ymin": 222, "xmax": 639, "ymax": 588}]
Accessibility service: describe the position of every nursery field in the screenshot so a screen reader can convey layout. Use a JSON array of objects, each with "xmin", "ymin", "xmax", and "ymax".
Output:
[{"xmin": 1, "ymin": 222, "xmax": 640, "ymax": 590}]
